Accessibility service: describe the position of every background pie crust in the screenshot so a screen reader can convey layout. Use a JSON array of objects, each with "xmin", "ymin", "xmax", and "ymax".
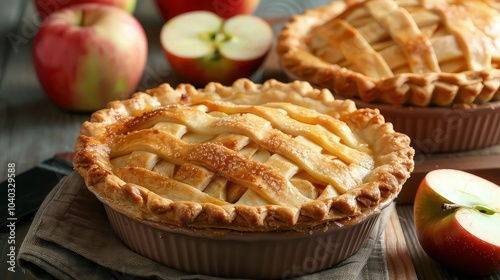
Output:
[{"xmin": 277, "ymin": 0, "xmax": 500, "ymax": 107}]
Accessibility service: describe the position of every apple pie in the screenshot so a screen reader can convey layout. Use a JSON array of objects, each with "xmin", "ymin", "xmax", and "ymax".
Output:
[
  {"xmin": 73, "ymin": 79, "xmax": 414, "ymax": 232},
  {"xmin": 277, "ymin": 0, "xmax": 500, "ymax": 107}
]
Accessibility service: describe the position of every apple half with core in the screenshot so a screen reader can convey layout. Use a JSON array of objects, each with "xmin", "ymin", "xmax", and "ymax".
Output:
[
  {"xmin": 35, "ymin": 0, "xmax": 137, "ymax": 21},
  {"xmin": 160, "ymin": 11, "xmax": 273, "ymax": 86},
  {"xmin": 32, "ymin": 3, "xmax": 148, "ymax": 112},
  {"xmin": 414, "ymin": 169, "xmax": 500, "ymax": 276}
]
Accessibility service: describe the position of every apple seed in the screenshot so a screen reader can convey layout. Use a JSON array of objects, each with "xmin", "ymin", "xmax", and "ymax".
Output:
[
  {"xmin": 213, "ymin": 32, "xmax": 231, "ymax": 43},
  {"xmin": 475, "ymin": 205, "xmax": 496, "ymax": 215},
  {"xmin": 198, "ymin": 31, "xmax": 234, "ymax": 61},
  {"xmin": 199, "ymin": 32, "xmax": 232, "ymax": 43}
]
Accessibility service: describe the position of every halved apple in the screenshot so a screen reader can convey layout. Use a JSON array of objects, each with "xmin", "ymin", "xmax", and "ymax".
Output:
[
  {"xmin": 414, "ymin": 169, "xmax": 500, "ymax": 276},
  {"xmin": 160, "ymin": 11, "xmax": 273, "ymax": 86}
]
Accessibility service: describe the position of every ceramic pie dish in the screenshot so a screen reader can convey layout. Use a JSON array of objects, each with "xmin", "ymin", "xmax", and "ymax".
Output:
[
  {"xmin": 277, "ymin": 0, "xmax": 500, "ymax": 152},
  {"xmin": 104, "ymin": 202, "xmax": 394, "ymax": 279},
  {"xmin": 73, "ymin": 78, "xmax": 414, "ymax": 278},
  {"xmin": 352, "ymin": 99, "xmax": 500, "ymax": 153}
]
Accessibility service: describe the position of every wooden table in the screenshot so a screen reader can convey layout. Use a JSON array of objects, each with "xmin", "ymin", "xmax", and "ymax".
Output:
[{"xmin": 1, "ymin": 1, "xmax": 499, "ymax": 279}]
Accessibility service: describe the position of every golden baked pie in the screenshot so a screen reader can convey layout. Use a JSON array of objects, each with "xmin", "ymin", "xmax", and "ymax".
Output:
[
  {"xmin": 277, "ymin": 0, "xmax": 500, "ymax": 107},
  {"xmin": 74, "ymin": 79, "xmax": 414, "ymax": 232}
]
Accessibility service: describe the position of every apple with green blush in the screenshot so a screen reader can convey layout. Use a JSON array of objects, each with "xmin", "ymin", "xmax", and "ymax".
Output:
[
  {"xmin": 154, "ymin": 0, "xmax": 260, "ymax": 21},
  {"xmin": 414, "ymin": 169, "xmax": 500, "ymax": 276},
  {"xmin": 34, "ymin": 0, "xmax": 137, "ymax": 21},
  {"xmin": 32, "ymin": 3, "xmax": 147, "ymax": 111}
]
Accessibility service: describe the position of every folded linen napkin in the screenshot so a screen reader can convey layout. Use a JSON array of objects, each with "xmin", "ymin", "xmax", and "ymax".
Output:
[{"xmin": 18, "ymin": 171, "xmax": 391, "ymax": 280}]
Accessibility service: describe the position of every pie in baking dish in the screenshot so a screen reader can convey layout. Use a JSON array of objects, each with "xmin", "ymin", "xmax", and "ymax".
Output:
[
  {"xmin": 73, "ymin": 79, "xmax": 414, "ymax": 232},
  {"xmin": 277, "ymin": 0, "xmax": 500, "ymax": 107}
]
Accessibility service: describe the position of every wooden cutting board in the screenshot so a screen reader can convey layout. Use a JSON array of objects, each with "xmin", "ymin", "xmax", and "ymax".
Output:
[{"xmin": 384, "ymin": 207, "xmax": 418, "ymax": 280}]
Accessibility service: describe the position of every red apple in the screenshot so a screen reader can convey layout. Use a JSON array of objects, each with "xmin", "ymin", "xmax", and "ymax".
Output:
[
  {"xmin": 32, "ymin": 3, "xmax": 148, "ymax": 111},
  {"xmin": 154, "ymin": 0, "xmax": 260, "ymax": 21},
  {"xmin": 160, "ymin": 11, "xmax": 273, "ymax": 86},
  {"xmin": 414, "ymin": 169, "xmax": 500, "ymax": 276},
  {"xmin": 34, "ymin": 0, "xmax": 137, "ymax": 21}
]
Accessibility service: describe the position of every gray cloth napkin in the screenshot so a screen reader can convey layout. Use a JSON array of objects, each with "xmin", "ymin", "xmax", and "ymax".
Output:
[{"xmin": 18, "ymin": 171, "xmax": 391, "ymax": 280}]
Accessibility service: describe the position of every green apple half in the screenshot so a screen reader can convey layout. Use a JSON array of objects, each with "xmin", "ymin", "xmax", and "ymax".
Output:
[
  {"xmin": 414, "ymin": 169, "xmax": 500, "ymax": 276},
  {"xmin": 160, "ymin": 11, "xmax": 273, "ymax": 86}
]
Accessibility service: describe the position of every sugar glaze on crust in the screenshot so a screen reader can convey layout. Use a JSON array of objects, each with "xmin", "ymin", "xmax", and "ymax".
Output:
[{"xmin": 74, "ymin": 79, "xmax": 414, "ymax": 232}]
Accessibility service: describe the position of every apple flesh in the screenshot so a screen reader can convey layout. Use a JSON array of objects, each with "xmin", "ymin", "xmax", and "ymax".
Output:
[
  {"xmin": 154, "ymin": 0, "xmax": 260, "ymax": 21},
  {"xmin": 414, "ymin": 169, "xmax": 500, "ymax": 276},
  {"xmin": 160, "ymin": 11, "xmax": 272, "ymax": 86},
  {"xmin": 34, "ymin": 0, "xmax": 137, "ymax": 21},
  {"xmin": 32, "ymin": 3, "xmax": 148, "ymax": 112}
]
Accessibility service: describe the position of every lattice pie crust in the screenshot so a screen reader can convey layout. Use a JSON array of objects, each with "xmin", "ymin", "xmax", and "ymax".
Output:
[
  {"xmin": 277, "ymin": 0, "xmax": 500, "ymax": 107},
  {"xmin": 74, "ymin": 79, "xmax": 414, "ymax": 232}
]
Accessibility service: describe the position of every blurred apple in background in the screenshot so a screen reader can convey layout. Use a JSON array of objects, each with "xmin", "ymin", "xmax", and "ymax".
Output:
[
  {"xmin": 32, "ymin": 3, "xmax": 148, "ymax": 112},
  {"xmin": 414, "ymin": 169, "xmax": 500, "ymax": 276},
  {"xmin": 160, "ymin": 11, "xmax": 272, "ymax": 87},
  {"xmin": 155, "ymin": 0, "xmax": 260, "ymax": 21},
  {"xmin": 34, "ymin": 0, "xmax": 137, "ymax": 21}
]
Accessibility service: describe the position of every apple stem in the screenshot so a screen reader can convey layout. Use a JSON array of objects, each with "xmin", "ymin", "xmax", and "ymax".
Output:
[
  {"xmin": 442, "ymin": 203, "xmax": 497, "ymax": 215},
  {"xmin": 441, "ymin": 203, "xmax": 460, "ymax": 211}
]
